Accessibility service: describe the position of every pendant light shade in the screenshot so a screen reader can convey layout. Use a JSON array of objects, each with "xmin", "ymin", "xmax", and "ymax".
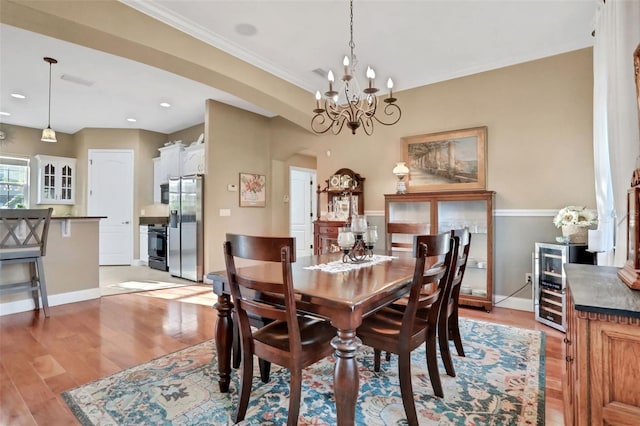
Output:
[{"xmin": 41, "ymin": 57, "xmax": 58, "ymax": 143}]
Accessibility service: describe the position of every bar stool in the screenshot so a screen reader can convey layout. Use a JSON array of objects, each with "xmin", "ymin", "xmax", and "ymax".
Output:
[{"xmin": 0, "ymin": 208, "xmax": 53, "ymax": 317}]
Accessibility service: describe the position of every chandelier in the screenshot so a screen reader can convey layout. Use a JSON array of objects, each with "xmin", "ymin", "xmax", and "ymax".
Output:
[{"xmin": 311, "ymin": 0, "xmax": 401, "ymax": 136}]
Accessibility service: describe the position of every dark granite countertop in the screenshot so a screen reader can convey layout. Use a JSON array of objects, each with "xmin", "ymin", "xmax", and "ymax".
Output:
[
  {"xmin": 565, "ymin": 264, "xmax": 640, "ymax": 319},
  {"xmin": 51, "ymin": 216, "xmax": 106, "ymax": 220},
  {"xmin": 139, "ymin": 216, "xmax": 169, "ymax": 225}
]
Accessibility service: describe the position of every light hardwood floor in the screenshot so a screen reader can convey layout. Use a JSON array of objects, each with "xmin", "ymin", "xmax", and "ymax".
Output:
[{"xmin": 0, "ymin": 284, "xmax": 564, "ymax": 425}]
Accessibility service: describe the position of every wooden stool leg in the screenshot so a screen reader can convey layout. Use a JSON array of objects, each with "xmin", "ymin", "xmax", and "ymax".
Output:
[
  {"xmin": 36, "ymin": 257, "xmax": 50, "ymax": 317},
  {"xmin": 29, "ymin": 261, "xmax": 40, "ymax": 311}
]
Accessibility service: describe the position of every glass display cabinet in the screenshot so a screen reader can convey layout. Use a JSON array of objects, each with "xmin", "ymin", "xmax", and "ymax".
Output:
[
  {"xmin": 384, "ymin": 190, "xmax": 494, "ymax": 311},
  {"xmin": 533, "ymin": 242, "xmax": 596, "ymax": 332}
]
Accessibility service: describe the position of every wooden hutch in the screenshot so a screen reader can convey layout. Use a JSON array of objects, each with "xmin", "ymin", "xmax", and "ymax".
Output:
[{"xmin": 313, "ymin": 168, "xmax": 365, "ymax": 255}]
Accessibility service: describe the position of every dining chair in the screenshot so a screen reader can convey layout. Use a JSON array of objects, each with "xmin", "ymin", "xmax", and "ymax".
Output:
[
  {"xmin": 386, "ymin": 222, "xmax": 431, "ymax": 251},
  {"xmin": 438, "ymin": 227, "xmax": 471, "ymax": 377},
  {"xmin": 0, "ymin": 208, "xmax": 53, "ymax": 317},
  {"xmin": 357, "ymin": 232, "xmax": 458, "ymax": 426},
  {"xmin": 223, "ymin": 234, "xmax": 336, "ymax": 426}
]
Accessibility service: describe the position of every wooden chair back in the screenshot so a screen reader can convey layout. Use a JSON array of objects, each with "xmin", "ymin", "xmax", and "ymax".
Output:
[
  {"xmin": 223, "ymin": 234, "xmax": 298, "ymax": 344},
  {"xmin": 386, "ymin": 222, "xmax": 431, "ymax": 251},
  {"xmin": 405, "ymin": 232, "xmax": 458, "ymax": 330}
]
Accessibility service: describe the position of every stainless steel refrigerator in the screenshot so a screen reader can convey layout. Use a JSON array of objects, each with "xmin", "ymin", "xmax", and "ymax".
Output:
[{"xmin": 168, "ymin": 174, "xmax": 204, "ymax": 281}]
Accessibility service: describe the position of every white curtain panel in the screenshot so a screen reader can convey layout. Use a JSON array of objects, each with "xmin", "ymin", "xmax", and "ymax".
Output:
[{"xmin": 593, "ymin": 0, "xmax": 640, "ymax": 266}]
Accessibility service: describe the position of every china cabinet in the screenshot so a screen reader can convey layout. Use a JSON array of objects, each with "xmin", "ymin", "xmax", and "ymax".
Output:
[
  {"xmin": 313, "ymin": 168, "xmax": 365, "ymax": 255},
  {"xmin": 384, "ymin": 190, "xmax": 494, "ymax": 311},
  {"xmin": 34, "ymin": 155, "xmax": 76, "ymax": 205},
  {"xmin": 533, "ymin": 242, "xmax": 596, "ymax": 332}
]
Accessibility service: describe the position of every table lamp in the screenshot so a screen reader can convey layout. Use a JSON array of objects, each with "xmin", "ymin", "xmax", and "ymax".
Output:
[{"xmin": 392, "ymin": 162, "xmax": 409, "ymax": 194}]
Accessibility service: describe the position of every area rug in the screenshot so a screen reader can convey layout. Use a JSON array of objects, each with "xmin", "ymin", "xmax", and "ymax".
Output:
[{"xmin": 62, "ymin": 318, "xmax": 545, "ymax": 425}]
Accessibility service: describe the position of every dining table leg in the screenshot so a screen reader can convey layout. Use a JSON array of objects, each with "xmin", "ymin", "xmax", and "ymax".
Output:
[
  {"xmin": 331, "ymin": 329, "xmax": 362, "ymax": 426},
  {"xmin": 214, "ymin": 293, "xmax": 233, "ymax": 393}
]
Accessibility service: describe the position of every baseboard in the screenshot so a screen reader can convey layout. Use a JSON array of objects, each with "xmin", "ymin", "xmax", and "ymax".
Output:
[
  {"xmin": 492, "ymin": 295, "xmax": 533, "ymax": 312},
  {"xmin": 0, "ymin": 288, "xmax": 101, "ymax": 317}
]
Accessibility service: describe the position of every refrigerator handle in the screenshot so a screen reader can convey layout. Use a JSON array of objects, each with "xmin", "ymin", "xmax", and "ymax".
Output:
[{"xmin": 169, "ymin": 210, "xmax": 179, "ymax": 228}]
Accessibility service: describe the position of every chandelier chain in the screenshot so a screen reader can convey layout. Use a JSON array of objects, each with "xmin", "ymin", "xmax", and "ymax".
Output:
[{"xmin": 349, "ymin": 0, "xmax": 355, "ymax": 66}]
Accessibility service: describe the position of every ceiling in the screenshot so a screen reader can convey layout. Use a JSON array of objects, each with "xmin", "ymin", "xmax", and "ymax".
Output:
[{"xmin": 0, "ymin": 0, "xmax": 598, "ymax": 136}]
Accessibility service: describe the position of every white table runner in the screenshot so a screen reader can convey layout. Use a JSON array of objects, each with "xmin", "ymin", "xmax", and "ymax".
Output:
[{"xmin": 304, "ymin": 254, "xmax": 397, "ymax": 274}]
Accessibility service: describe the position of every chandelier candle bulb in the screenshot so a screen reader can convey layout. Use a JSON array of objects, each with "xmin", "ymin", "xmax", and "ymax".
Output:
[
  {"xmin": 343, "ymin": 56, "xmax": 350, "ymax": 79},
  {"xmin": 314, "ymin": 91, "xmax": 323, "ymax": 113}
]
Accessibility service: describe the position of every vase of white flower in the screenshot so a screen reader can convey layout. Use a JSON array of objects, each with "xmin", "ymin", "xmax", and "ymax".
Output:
[{"xmin": 553, "ymin": 206, "xmax": 598, "ymax": 244}]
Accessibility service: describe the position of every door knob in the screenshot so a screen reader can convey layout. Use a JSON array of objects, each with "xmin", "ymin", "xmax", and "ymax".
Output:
[{"xmin": 122, "ymin": 221, "xmax": 130, "ymax": 224}]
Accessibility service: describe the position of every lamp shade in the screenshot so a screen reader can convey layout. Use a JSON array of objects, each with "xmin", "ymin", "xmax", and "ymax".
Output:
[
  {"xmin": 393, "ymin": 162, "xmax": 409, "ymax": 176},
  {"xmin": 41, "ymin": 127, "xmax": 57, "ymax": 143}
]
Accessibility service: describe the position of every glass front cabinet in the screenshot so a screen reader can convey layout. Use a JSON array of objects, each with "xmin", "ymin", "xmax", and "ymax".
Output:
[
  {"xmin": 385, "ymin": 190, "xmax": 495, "ymax": 312},
  {"xmin": 35, "ymin": 155, "xmax": 76, "ymax": 205},
  {"xmin": 533, "ymin": 242, "xmax": 596, "ymax": 332}
]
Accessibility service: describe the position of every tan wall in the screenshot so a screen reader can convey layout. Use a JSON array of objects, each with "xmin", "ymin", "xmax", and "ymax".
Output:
[
  {"xmin": 269, "ymin": 48, "xmax": 595, "ymax": 213},
  {"xmin": 168, "ymin": 123, "xmax": 204, "ymax": 146},
  {"xmin": 204, "ymin": 100, "xmax": 272, "ymax": 272},
  {"xmin": 73, "ymin": 128, "xmax": 166, "ymax": 257},
  {"xmin": 0, "ymin": 124, "xmax": 76, "ymax": 215}
]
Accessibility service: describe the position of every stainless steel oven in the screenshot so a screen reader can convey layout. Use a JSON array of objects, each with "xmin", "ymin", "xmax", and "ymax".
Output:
[{"xmin": 148, "ymin": 225, "xmax": 168, "ymax": 271}]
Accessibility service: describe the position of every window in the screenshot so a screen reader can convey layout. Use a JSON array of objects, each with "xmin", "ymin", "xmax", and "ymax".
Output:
[{"xmin": 0, "ymin": 156, "xmax": 30, "ymax": 208}]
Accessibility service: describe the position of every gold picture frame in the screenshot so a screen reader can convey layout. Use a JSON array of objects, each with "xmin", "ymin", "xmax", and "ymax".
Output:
[{"xmin": 402, "ymin": 126, "xmax": 487, "ymax": 192}]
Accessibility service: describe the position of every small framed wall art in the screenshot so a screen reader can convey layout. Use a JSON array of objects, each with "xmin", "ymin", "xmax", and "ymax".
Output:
[{"xmin": 239, "ymin": 173, "xmax": 266, "ymax": 207}]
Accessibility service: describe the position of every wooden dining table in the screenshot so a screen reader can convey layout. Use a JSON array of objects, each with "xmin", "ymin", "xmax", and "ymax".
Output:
[{"xmin": 207, "ymin": 252, "xmax": 416, "ymax": 426}]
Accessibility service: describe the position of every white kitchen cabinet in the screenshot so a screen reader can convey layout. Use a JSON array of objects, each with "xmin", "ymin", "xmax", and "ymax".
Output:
[
  {"xmin": 158, "ymin": 143, "xmax": 184, "ymax": 184},
  {"xmin": 139, "ymin": 225, "xmax": 148, "ymax": 264},
  {"xmin": 35, "ymin": 155, "xmax": 76, "ymax": 205},
  {"xmin": 153, "ymin": 157, "xmax": 161, "ymax": 203},
  {"xmin": 182, "ymin": 144, "xmax": 205, "ymax": 176}
]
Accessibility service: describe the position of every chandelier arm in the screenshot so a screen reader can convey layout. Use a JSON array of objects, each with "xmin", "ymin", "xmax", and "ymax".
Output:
[
  {"xmin": 311, "ymin": 113, "xmax": 335, "ymax": 134},
  {"xmin": 372, "ymin": 103, "xmax": 402, "ymax": 126}
]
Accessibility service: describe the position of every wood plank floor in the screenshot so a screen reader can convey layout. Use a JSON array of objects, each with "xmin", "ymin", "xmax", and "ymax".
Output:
[{"xmin": 0, "ymin": 287, "xmax": 565, "ymax": 425}]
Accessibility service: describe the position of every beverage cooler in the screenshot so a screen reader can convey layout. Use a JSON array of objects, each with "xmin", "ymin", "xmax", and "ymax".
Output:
[{"xmin": 533, "ymin": 242, "xmax": 596, "ymax": 332}]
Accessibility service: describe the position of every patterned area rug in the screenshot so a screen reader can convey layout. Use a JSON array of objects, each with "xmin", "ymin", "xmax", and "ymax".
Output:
[{"xmin": 62, "ymin": 319, "xmax": 545, "ymax": 425}]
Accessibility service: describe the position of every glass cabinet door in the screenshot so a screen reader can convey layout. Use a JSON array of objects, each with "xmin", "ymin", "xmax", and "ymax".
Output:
[{"xmin": 438, "ymin": 199, "xmax": 489, "ymax": 298}]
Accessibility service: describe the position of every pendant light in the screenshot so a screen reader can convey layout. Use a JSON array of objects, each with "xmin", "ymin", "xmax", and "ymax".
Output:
[{"xmin": 41, "ymin": 57, "xmax": 58, "ymax": 143}]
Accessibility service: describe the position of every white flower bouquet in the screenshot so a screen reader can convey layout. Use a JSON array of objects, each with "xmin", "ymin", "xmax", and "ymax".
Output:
[{"xmin": 553, "ymin": 206, "xmax": 598, "ymax": 228}]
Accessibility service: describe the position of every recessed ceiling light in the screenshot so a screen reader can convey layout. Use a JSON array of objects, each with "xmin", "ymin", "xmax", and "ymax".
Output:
[
  {"xmin": 235, "ymin": 23, "xmax": 257, "ymax": 36},
  {"xmin": 160, "ymin": 102, "xmax": 171, "ymax": 108},
  {"xmin": 0, "ymin": 111, "xmax": 11, "ymax": 116},
  {"xmin": 10, "ymin": 93, "xmax": 26, "ymax": 99},
  {"xmin": 126, "ymin": 118, "xmax": 137, "ymax": 123}
]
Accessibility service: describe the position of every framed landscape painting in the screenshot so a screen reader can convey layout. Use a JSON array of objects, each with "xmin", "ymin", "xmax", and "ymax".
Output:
[
  {"xmin": 401, "ymin": 126, "xmax": 487, "ymax": 192},
  {"xmin": 239, "ymin": 173, "xmax": 266, "ymax": 207}
]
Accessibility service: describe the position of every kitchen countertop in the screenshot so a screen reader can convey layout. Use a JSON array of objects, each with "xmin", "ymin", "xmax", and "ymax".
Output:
[
  {"xmin": 139, "ymin": 216, "xmax": 169, "ymax": 225},
  {"xmin": 565, "ymin": 263, "xmax": 640, "ymax": 319},
  {"xmin": 51, "ymin": 216, "xmax": 106, "ymax": 220}
]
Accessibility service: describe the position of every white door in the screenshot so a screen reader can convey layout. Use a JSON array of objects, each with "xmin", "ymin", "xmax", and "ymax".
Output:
[
  {"xmin": 88, "ymin": 150, "xmax": 134, "ymax": 265},
  {"xmin": 289, "ymin": 167, "xmax": 316, "ymax": 258}
]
